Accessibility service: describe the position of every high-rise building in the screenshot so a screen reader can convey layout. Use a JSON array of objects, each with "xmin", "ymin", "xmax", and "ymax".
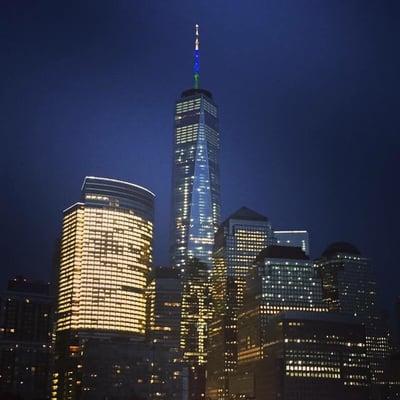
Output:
[
  {"xmin": 0, "ymin": 276, "xmax": 53, "ymax": 400},
  {"xmin": 229, "ymin": 245, "xmax": 366, "ymax": 400},
  {"xmin": 206, "ymin": 207, "xmax": 273, "ymax": 400},
  {"xmin": 171, "ymin": 25, "xmax": 220, "ymax": 400},
  {"xmin": 230, "ymin": 312, "xmax": 369, "ymax": 400},
  {"xmin": 170, "ymin": 24, "xmax": 221, "ymax": 269},
  {"xmin": 236, "ymin": 245, "xmax": 326, "ymax": 366},
  {"xmin": 316, "ymin": 242, "xmax": 390, "ymax": 385},
  {"xmin": 147, "ymin": 267, "xmax": 182, "ymax": 399},
  {"xmin": 180, "ymin": 258, "xmax": 211, "ymax": 400},
  {"xmin": 52, "ymin": 176, "xmax": 154, "ymax": 400},
  {"xmin": 273, "ymin": 229, "xmax": 310, "ymax": 255}
]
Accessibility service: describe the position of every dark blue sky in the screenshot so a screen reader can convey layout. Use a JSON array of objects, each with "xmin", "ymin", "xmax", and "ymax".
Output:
[{"xmin": 1, "ymin": 1, "xmax": 399, "ymax": 313}]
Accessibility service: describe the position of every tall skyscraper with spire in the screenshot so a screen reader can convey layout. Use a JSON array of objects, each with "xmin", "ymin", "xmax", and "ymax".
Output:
[{"xmin": 170, "ymin": 24, "xmax": 221, "ymax": 269}]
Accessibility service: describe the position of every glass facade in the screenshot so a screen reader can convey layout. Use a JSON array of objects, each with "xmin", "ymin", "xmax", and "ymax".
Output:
[
  {"xmin": 170, "ymin": 88, "xmax": 220, "ymax": 269},
  {"xmin": 56, "ymin": 177, "xmax": 154, "ymax": 335},
  {"xmin": 316, "ymin": 242, "xmax": 391, "ymax": 384},
  {"xmin": 180, "ymin": 258, "xmax": 211, "ymax": 399},
  {"xmin": 171, "ymin": 26, "xmax": 221, "ymax": 400},
  {"xmin": 0, "ymin": 277, "xmax": 53, "ymax": 400},
  {"xmin": 53, "ymin": 176, "xmax": 154, "ymax": 400},
  {"xmin": 237, "ymin": 246, "xmax": 326, "ymax": 366},
  {"xmin": 207, "ymin": 207, "xmax": 273, "ymax": 400},
  {"xmin": 147, "ymin": 267, "xmax": 182, "ymax": 400},
  {"xmin": 180, "ymin": 259, "xmax": 211, "ymax": 365},
  {"xmin": 230, "ymin": 312, "xmax": 369, "ymax": 400}
]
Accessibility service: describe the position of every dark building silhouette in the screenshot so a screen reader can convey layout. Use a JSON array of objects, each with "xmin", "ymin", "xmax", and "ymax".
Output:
[
  {"xmin": 206, "ymin": 207, "xmax": 273, "ymax": 400},
  {"xmin": 396, "ymin": 297, "xmax": 400, "ymax": 349},
  {"xmin": 0, "ymin": 276, "xmax": 53, "ymax": 399},
  {"xmin": 147, "ymin": 267, "xmax": 182, "ymax": 399},
  {"xmin": 52, "ymin": 177, "xmax": 155, "ymax": 400},
  {"xmin": 230, "ymin": 312, "xmax": 369, "ymax": 400},
  {"xmin": 316, "ymin": 242, "xmax": 391, "ymax": 386}
]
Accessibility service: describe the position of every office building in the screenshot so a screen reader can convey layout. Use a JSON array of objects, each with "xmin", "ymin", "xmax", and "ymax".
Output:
[
  {"xmin": 0, "ymin": 276, "xmax": 53, "ymax": 400},
  {"xmin": 147, "ymin": 267, "xmax": 182, "ymax": 399},
  {"xmin": 236, "ymin": 245, "xmax": 326, "ymax": 367},
  {"xmin": 52, "ymin": 176, "xmax": 154, "ymax": 400},
  {"xmin": 170, "ymin": 25, "xmax": 220, "ymax": 400},
  {"xmin": 231, "ymin": 312, "xmax": 369, "ymax": 400},
  {"xmin": 228, "ymin": 246, "xmax": 372, "ymax": 399},
  {"xmin": 206, "ymin": 207, "xmax": 273, "ymax": 400},
  {"xmin": 273, "ymin": 229, "xmax": 310, "ymax": 255},
  {"xmin": 170, "ymin": 24, "xmax": 221, "ymax": 269},
  {"xmin": 316, "ymin": 242, "xmax": 390, "ymax": 385},
  {"xmin": 180, "ymin": 258, "xmax": 211, "ymax": 399}
]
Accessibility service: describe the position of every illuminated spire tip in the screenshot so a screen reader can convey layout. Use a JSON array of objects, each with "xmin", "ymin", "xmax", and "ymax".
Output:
[{"xmin": 194, "ymin": 24, "xmax": 200, "ymax": 89}]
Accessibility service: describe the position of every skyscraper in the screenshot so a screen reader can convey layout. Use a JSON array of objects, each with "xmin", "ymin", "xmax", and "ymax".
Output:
[
  {"xmin": 237, "ymin": 246, "xmax": 326, "ymax": 361},
  {"xmin": 206, "ymin": 207, "xmax": 273, "ymax": 400},
  {"xmin": 0, "ymin": 276, "xmax": 53, "ymax": 400},
  {"xmin": 147, "ymin": 267, "xmax": 182, "ymax": 400},
  {"xmin": 170, "ymin": 24, "xmax": 221, "ymax": 269},
  {"xmin": 316, "ymin": 242, "xmax": 390, "ymax": 386},
  {"xmin": 231, "ymin": 312, "xmax": 369, "ymax": 400},
  {"xmin": 53, "ymin": 176, "xmax": 154, "ymax": 400},
  {"xmin": 180, "ymin": 258, "xmax": 211, "ymax": 400},
  {"xmin": 229, "ymin": 246, "xmax": 330, "ymax": 399}
]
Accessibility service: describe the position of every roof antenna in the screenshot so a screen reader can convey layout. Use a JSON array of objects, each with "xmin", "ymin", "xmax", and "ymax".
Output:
[{"xmin": 193, "ymin": 24, "xmax": 200, "ymax": 89}]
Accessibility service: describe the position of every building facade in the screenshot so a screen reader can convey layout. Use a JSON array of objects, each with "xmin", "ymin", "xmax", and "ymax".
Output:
[
  {"xmin": 52, "ymin": 176, "xmax": 154, "ymax": 400},
  {"xmin": 170, "ymin": 24, "xmax": 221, "ymax": 269},
  {"xmin": 229, "ymin": 246, "xmax": 367, "ymax": 399},
  {"xmin": 180, "ymin": 258, "xmax": 211, "ymax": 400},
  {"xmin": 231, "ymin": 312, "xmax": 369, "ymax": 400},
  {"xmin": 236, "ymin": 245, "xmax": 326, "ymax": 368},
  {"xmin": 273, "ymin": 229, "xmax": 310, "ymax": 255},
  {"xmin": 0, "ymin": 276, "xmax": 53, "ymax": 400},
  {"xmin": 206, "ymin": 207, "xmax": 273, "ymax": 400},
  {"xmin": 147, "ymin": 267, "xmax": 182, "ymax": 400},
  {"xmin": 169, "ymin": 25, "xmax": 221, "ymax": 400},
  {"xmin": 316, "ymin": 242, "xmax": 390, "ymax": 385}
]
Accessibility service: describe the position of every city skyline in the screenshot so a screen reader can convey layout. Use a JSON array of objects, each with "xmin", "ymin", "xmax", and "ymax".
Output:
[{"xmin": 2, "ymin": 0, "xmax": 399, "ymax": 316}]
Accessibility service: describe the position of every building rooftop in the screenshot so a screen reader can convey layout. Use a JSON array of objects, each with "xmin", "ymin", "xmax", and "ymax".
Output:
[
  {"xmin": 6, "ymin": 276, "xmax": 50, "ymax": 295},
  {"xmin": 225, "ymin": 206, "xmax": 268, "ymax": 223},
  {"xmin": 322, "ymin": 241, "xmax": 361, "ymax": 258},
  {"xmin": 181, "ymin": 88, "xmax": 213, "ymax": 99},
  {"xmin": 82, "ymin": 176, "xmax": 155, "ymax": 197},
  {"xmin": 255, "ymin": 245, "xmax": 309, "ymax": 261}
]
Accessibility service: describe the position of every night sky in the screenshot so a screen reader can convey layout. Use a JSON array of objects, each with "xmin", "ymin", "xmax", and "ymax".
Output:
[{"xmin": 2, "ymin": 1, "xmax": 399, "ymax": 315}]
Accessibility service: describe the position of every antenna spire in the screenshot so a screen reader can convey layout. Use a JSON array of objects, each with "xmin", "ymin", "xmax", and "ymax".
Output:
[{"xmin": 194, "ymin": 24, "xmax": 200, "ymax": 89}]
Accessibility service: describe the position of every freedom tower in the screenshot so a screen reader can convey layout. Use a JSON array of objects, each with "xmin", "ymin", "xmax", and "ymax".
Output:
[{"xmin": 170, "ymin": 25, "xmax": 221, "ymax": 269}]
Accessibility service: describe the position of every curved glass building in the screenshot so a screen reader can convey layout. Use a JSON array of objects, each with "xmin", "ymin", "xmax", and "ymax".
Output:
[
  {"xmin": 53, "ymin": 177, "xmax": 154, "ymax": 400},
  {"xmin": 56, "ymin": 176, "xmax": 154, "ymax": 335}
]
